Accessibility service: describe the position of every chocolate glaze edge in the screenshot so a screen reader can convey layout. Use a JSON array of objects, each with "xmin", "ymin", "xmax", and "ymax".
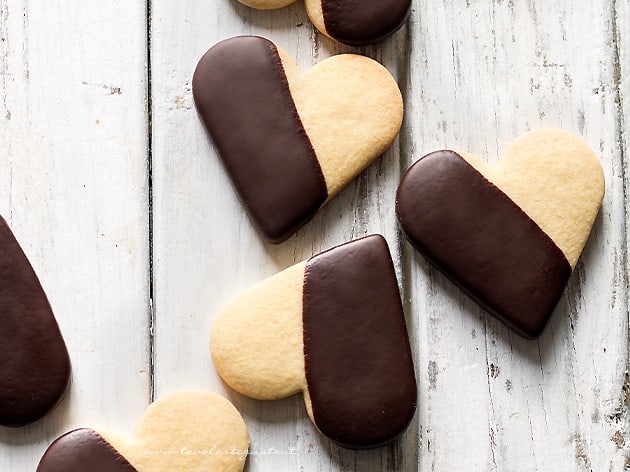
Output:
[
  {"xmin": 302, "ymin": 235, "xmax": 417, "ymax": 449},
  {"xmin": 192, "ymin": 36, "xmax": 327, "ymax": 243},
  {"xmin": 320, "ymin": 0, "xmax": 412, "ymax": 46},
  {"xmin": 37, "ymin": 428, "xmax": 137, "ymax": 472},
  {"xmin": 0, "ymin": 215, "xmax": 71, "ymax": 427},
  {"xmin": 396, "ymin": 151, "xmax": 572, "ymax": 339},
  {"xmin": 402, "ymin": 232, "xmax": 556, "ymax": 340}
]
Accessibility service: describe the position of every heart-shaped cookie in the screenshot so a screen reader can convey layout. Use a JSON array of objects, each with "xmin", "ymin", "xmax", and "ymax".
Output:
[
  {"xmin": 192, "ymin": 36, "xmax": 403, "ymax": 243},
  {"xmin": 396, "ymin": 129, "xmax": 605, "ymax": 339},
  {"xmin": 0, "ymin": 216, "xmax": 70, "ymax": 427},
  {"xmin": 236, "ymin": 0, "xmax": 411, "ymax": 46},
  {"xmin": 210, "ymin": 235, "xmax": 417, "ymax": 449},
  {"xmin": 37, "ymin": 391, "xmax": 249, "ymax": 472}
]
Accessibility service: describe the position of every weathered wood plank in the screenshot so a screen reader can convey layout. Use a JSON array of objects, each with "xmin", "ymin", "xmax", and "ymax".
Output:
[
  {"xmin": 149, "ymin": 0, "xmax": 414, "ymax": 469},
  {"xmin": 406, "ymin": 1, "xmax": 629, "ymax": 471},
  {"xmin": 0, "ymin": 1, "xmax": 151, "ymax": 470},
  {"xmin": 1, "ymin": 0, "xmax": 627, "ymax": 469},
  {"xmin": 613, "ymin": 0, "xmax": 630, "ymax": 467}
]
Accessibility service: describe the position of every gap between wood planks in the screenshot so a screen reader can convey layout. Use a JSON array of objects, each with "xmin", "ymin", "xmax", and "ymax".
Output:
[{"xmin": 146, "ymin": 0, "xmax": 156, "ymax": 404}]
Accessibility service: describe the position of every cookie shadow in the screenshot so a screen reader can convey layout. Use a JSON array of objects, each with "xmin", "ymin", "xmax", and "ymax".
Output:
[
  {"xmin": 228, "ymin": 387, "xmax": 415, "ymax": 472},
  {"xmin": 223, "ymin": 392, "xmax": 305, "ymax": 471},
  {"xmin": 407, "ymin": 243, "xmax": 557, "ymax": 365},
  {"xmin": 404, "ymin": 209, "xmax": 604, "ymax": 366},
  {"xmin": 312, "ymin": 426, "xmax": 415, "ymax": 472},
  {"xmin": 511, "ymin": 209, "xmax": 605, "ymax": 362}
]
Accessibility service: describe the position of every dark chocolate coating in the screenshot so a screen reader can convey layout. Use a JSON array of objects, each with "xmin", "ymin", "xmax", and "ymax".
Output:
[
  {"xmin": 302, "ymin": 235, "xmax": 417, "ymax": 449},
  {"xmin": 396, "ymin": 151, "xmax": 572, "ymax": 339},
  {"xmin": 0, "ymin": 216, "xmax": 71, "ymax": 427},
  {"xmin": 37, "ymin": 428, "xmax": 137, "ymax": 472},
  {"xmin": 192, "ymin": 36, "xmax": 327, "ymax": 243},
  {"xmin": 321, "ymin": 0, "xmax": 411, "ymax": 46}
]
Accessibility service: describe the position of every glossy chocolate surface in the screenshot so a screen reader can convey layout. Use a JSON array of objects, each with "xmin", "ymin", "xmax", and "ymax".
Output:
[
  {"xmin": 0, "ymin": 216, "xmax": 71, "ymax": 426},
  {"xmin": 321, "ymin": 0, "xmax": 411, "ymax": 46},
  {"xmin": 396, "ymin": 150, "xmax": 572, "ymax": 338},
  {"xmin": 37, "ymin": 428, "xmax": 136, "ymax": 472},
  {"xmin": 192, "ymin": 36, "xmax": 327, "ymax": 243},
  {"xmin": 302, "ymin": 235, "xmax": 417, "ymax": 449}
]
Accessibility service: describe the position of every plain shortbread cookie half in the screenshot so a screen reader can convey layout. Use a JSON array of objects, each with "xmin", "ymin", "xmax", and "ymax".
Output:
[{"xmin": 211, "ymin": 235, "xmax": 417, "ymax": 449}]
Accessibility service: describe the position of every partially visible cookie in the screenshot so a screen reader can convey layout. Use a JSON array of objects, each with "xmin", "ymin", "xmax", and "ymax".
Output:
[
  {"xmin": 235, "ymin": 0, "xmax": 411, "ymax": 46},
  {"xmin": 0, "ymin": 216, "xmax": 70, "ymax": 427},
  {"xmin": 211, "ymin": 235, "xmax": 417, "ymax": 449},
  {"xmin": 396, "ymin": 129, "xmax": 605, "ymax": 338},
  {"xmin": 193, "ymin": 36, "xmax": 403, "ymax": 243},
  {"xmin": 304, "ymin": 0, "xmax": 411, "ymax": 46},
  {"xmin": 37, "ymin": 392, "xmax": 249, "ymax": 472}
]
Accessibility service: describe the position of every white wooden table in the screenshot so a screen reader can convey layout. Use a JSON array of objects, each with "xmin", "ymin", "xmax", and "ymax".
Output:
[{"xmin": 1, "ymin": 1, "xmax": 629, "ymax": 470}]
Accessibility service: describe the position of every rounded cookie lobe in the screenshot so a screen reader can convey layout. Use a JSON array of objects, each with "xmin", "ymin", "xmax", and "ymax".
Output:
[
  {"xmin": 38, "ymin": 392, "xmax": 249, "ymax": 472},
  {"xmin": 211, "ymin": 262, "xmax": 307, "ymax": 401},
  {"xmin": 192, "ymin": 36, "xmax": 327, "ymax": 243},
  {"xmin": 306, "ymin": 0, "xmax": 411, "ymax": 46},
  {"xmin": 487, "ymin": 129, "xmax": 605, "ymax": 268},
  {"xmin": 104, "ymin": 392, "xmax": 250, "ymax": 472},
  {"xmin": 396, "ymin": 151, "xmax": 572, "ymax": 339},
  {"xmin": 303, "ymin": 234, "xmax": 417, "ymax": 448},
  {"xmin": 285, "ymin": 53, "xmax": 404, "ymax": 199},
  {"xmin": 0, "ymin": 216, "xmax": 71, "ymax": 427},
  {"xmin": 37, "ymin": 428, "xmax": 136, "ymax": 472}
]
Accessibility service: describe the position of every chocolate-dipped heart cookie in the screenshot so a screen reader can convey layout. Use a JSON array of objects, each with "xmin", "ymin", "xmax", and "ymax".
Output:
[
  {"xmin": 193, "ymin": 36, "xmax": 403, "ymax": 243},
  {"xmin": 0, "ymin": 216, "xmax": 70, "ymax": 427},
  {"xmin": 210, "ymin": 235, "xmax": 417, "ymax": 449},
  {"xmin": 396, "ymin": 129, "xmax": 605, "ymax": 339},
  {"xmin": 37, "ymin": 391, "xmax": 249, "ymax": 472},
  {"xmin": 236, "ymin": 0, "xmax": 410, "ymax": 46}
]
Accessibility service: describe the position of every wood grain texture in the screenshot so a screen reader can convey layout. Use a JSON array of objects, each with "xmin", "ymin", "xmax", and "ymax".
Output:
[
  {"xmin": 614, "ymin": 0, "xmax": 630, "ymax": 467},
  {"xmin": 406, "ymin": 1, "xmax": 630, "ymax": 471},
  {"xmin": 1, "ymin": 0, "xmax": 628, "ymax": 470},
  {"xmin": 149, "ymin": 1, "xmax": 412, "ymax": 469},
  {"xmin": 0, "ymin": 1, "xmax": 151, "ymax": 470}
]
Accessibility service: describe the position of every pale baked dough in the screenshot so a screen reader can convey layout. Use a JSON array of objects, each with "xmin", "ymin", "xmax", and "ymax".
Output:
[
  {"xmin": 456, "ymin": 129, "xmax": 605, "ymax": 268},
  {"xmin": 211, "ymin": 262, "xmax": 308, "ymax": 401},
  {"xmin": 100, "ymin": 392, "xmax": 249, "ymax": 472},
  {"xmin": 277, "ymin": 47, "xmax": 404, "ymax": 199},
  {"xmin": 210, "ymin": 261, "xmax": 318, "ymax": 423}
]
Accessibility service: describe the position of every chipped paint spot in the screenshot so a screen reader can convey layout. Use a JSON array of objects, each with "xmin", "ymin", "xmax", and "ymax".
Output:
[
  {"xmin": 81, "ymin": 81, "xmax": 123, "ymax": 95},
  {"xmin": 612, "ymin": 431, "xmax": 625, "ymax": 449}
]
